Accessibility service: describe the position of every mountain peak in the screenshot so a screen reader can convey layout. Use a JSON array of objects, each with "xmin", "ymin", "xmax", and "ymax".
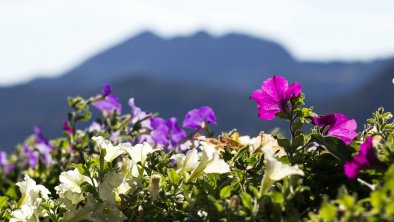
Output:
[
  {"xmin": 132, "ymin": 31, "xmax": 161, "ymax": 40},
  {"xmin": 190, "ymin": 31, "xmax": 212, "ymax": 39}
]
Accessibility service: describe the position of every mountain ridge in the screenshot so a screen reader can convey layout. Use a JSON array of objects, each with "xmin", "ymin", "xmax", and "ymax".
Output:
[{"xmin": 0, "ymin": 30, "xmax": 392, "ymax": 151}]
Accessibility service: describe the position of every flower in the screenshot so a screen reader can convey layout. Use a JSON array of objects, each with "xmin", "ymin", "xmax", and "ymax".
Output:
[
  {"xmin": 63, "ymin": 121, "xmax": 73, "ymax": 136},
  {"xmin": 312, "ymin": 113, "xmax": 357, "ymax": 145},
  {"xmin": 92, "ymin": 136, "xmax": 127, "ymax": 163},
  {"xmin": 344, "ymin": 137, "xmax": 382, "ymax": 179},
  {"xmin": 92, "ymin": 83, "xmax": 122, "ymax": 114},
  {"xmin": 260, "ymin": 149, "xmax": 304, "ymax": 195},
  {"xmin": 88, "ymin": 122, "xmax": 103, "ymax": 132},
  {"xmin": 93, "ymin": 137, "xmax": 155, "ymax": 176},
  {"xmin": 129, "ymin": 98, "xmax": 151, "ymax": 128},
  {"xmin": 55, "ymin": 168, "xmax": 93, "ymax": 208},
  {"xmin": 148, "ymin": 175, "xmax": 162, "ymax": 201},
  {"xmin": 250, "ymin": 75, "xmax": 302, "ymax": 120},
  {"xmin": 22, "ymin": 146, "xmax": 39, "ymax": 169},
  {"xmin": 99, "ymin": 172, "xmax": 132, "ymax": 204},
  {"xmin": 22, "ymin": 126, "xmax": 54, "ymax": 168},
  {"xmin": 238, "ymin": 133, "xmax": 286, "ymax": 156},
  {"xmin": 0, "ymin": 151, "xmax": 15, "ymax": 174},
  {"xmin": 187, "ymin": 142, "xmax": 230, "ymax": 182},
  {"xmin": 34, "ymin": 126, "xmax": 54, "ymax": 166},
  {"xmin": 10, "ymin": 175, "xmax": 50, "ymax": 222},
  {"xmin": 150, "ymin": 117, "xmax": 186, "ymax": 151},
  {"xmin": 171, "ymin": 149, "xmax": 199, "ymax": 172},
  {"xmin": 183, "ymin": 106, "xmax": 217, "ymax": 130}
]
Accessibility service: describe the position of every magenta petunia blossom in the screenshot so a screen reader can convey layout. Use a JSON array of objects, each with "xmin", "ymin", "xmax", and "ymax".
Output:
[
  {"xmin": 183, "ymin": 106, "xmax": 217, "ymax": 130},
  {"xmin": 312, "ymin": 113, "xmax": 357, "ymax": 145},
  {"xmin": 63, "ymin": 121, "xmax": 73, "ymax": 136},
  {"xmin": 92, "ymin": 83, "xmax": 122, "ymax": 114},
  {"xmin": 344, "ymin": 137, "xmax": 381, "ymax": 179},
  {"xmin": 250, "ymin": 76, "xmax": 302, "ymax": 120}
]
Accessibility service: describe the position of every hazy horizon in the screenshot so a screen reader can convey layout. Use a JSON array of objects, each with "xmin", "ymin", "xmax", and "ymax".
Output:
[{"xmin": 2, "ymin": 0, "xmax": 394, "ymax": 85}]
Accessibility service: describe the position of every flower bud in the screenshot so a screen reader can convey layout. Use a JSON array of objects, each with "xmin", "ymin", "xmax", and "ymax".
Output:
[
  {"xmin": 229, "ymin": 195, "xmax": 240, "ymax": 214},
  {"xmin": 149, "ymin": 174, "xmax": 161, "ymax": 201}
]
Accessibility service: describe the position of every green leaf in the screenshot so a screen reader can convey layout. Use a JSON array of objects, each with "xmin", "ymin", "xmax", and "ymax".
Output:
[
  {"xmin": 220, "ymin": 186, "xmax": 232, "ymax": 199},
  {"xmin": 271, "ymin": 191, "xmax": 284, "ymax": 208},
  {"xmin": 5, "ymin": 186, "xmax": 18, "ymax": 200},
  {"xmin": 167, "ymin": 168, "xmax": 179, "ymax": 185},
  {"xmin": 0, "ymin": 196, "xmax": 8, "ymax": 209},
  {"xmin": 75, "ymin": 111, "xmax": 92, "ymax": 122},
  {"xmin": 319, "ymin": 199, "xmax": 337, "ymax": 221},
  {"xmin": 240, "ymin": 193, "xmax": 252, "ymax": 210},
  {"xmin": 277, "ymin": 139, "xmax": 290, "ymax": 149},
  {"xmin": 291, "ymin": 133, "xmax": 305, "ymax": 150},
  {"xmin": 72, "ymin": 163, "xmax": 86, "ymax": 175},
  {"xmin": 312, "ymin": 134, "xmax": 351, "ymax": 163}
]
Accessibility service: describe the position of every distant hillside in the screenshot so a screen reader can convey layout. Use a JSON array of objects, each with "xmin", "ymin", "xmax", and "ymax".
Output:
[
  {"xmin": 321, "ymin": 60, "xmax": 394, "ymax": 120},
  {"xmin": 30, "ymin": 31, "xmax": 388, "ymax": 101},
  {"xmin": 0, "ymin": 76, "xmax": 284, "ymax": 152},
  {"xmin": 0, "ymin": 31, "xmax": 392, "ymax": 151}
]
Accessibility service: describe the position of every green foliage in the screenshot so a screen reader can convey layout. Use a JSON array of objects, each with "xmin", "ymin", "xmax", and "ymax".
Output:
[{"xmin": 0, "ymin": 84, "xmax": 393, "ymax": 221}]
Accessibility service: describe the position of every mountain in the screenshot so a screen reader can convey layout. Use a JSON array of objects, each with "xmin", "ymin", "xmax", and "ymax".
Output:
[
  {"xmin": 321, "ymin": 59, "xmax": 394, "ymax": 120},
  {"xmin": 30, "ymin": 31, "xmax": 388, "ymax": 101},
  {"xmin": 0, "ymin": 31, "xmax": 392, "ymax": 151},
  {"xmin": 0, "ymin": 76, "xmax": 285, "ymax": 152}
]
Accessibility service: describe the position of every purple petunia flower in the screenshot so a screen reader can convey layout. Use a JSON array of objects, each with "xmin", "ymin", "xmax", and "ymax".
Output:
[
  {"xmin": 129, "ymin": 98, "xmax": 151, "ymax": 128},
  {"xmin": 150, "ymin": 117, "xmax": 187, "ymax": 152},
  {"xmin": 183, "ymin": 106, "xmax": 217, "ymax": 130},
  {"xmin": 92, "ymin": 83, "xmax": 122, "ymax": 114},
  {"xmin": 22, "ymin": 145, "xmax": 39, "ymax": 168},
  {"xmin": 344, "ymin": 137, "xmax": 382, "ymax": 179},
  {"xmin": 167, "ymin": 117, "xmax": 188, "ymax": 148},
  {"xmin": 0, "ymin": 151, "xmax": 6, "ymax": 166},
  {"xmin": 250, "ymin": 76, "xmax": 302, "ymax": 120},
  {"xmin": 22, "ymin": 126, "xmax": 55, "ymax": 168},
  {"xmin": 312, "ymin": 113, "xmax": 357, "ymax": 145},
  {"xmin": 88, "ymin": 122, "xmax": 103, "ymax": 132},
  {"xmin": 0, "ymin": 151, "xmax": 15, "ymax": 174}
]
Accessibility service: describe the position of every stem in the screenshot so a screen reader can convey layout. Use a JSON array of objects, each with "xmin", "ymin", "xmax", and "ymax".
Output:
[
  {"xmin": 252, "ymin": 197, "xmax": 260, "ymax": 219},
  {"xmin": 287, "ymin": 110, "xmax": 297, "ymax": 165},
  {"xmin": 357, "ymin": 178, "xmax": 376, "ymax": 191},
  {"xmin": 202, "ymin": 123, "xmax": 213, "ymax": 137}
]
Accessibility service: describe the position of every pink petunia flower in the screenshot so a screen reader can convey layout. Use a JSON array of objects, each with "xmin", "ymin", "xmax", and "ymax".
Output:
[
  {"xmin": 312, "ymin": 113, "xmax": 357, "ymax": 145},
  {"xmin": 250, "ymin": 76, "xmax": 302, "ymax": 120},
  {"xmin": 344, "ymin": 137, "xmax": 382, "ymax": 179}
]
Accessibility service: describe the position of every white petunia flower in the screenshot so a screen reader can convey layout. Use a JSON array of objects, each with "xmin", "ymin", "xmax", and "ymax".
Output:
[
  {"xmin": 16, "ymin": 175, "xmax": 50, "ymax": 206},
  {"xmin": 124, "ymin": 142, "xmax": 153, "ymax": 165},
  {"xmin": 99, "ymin": 171, "xmax": 132, "ymax": 204},
  {"xmin": 239, "ymin": 133, "xmax": 285, "ymax": 156},
  {"xmin": 63, "ymin": 194, "xmax": 126, "ymax": 222},
  {"xmin": 171, "ymin": 148, "xmax": 199, "ymax": 172},
  {"xmin": 10, "ymin": 175, "xmax": 50, "ymax": 222},
  {"xmin": 92, "ymin": 136, "xmax": 128, "ymax": 162},
  {"xmin": 55, "ymin": 169, "xmax": 92, "ymax": 208},
  {"xmin": 10, "ymin": 200, "xmax": 40, "ymax": 222},
  {"xmin": 260, "ymin": 149, "xmax": 304, "ymax": 195},
  {"xmin": 123, "ymin": 142, "xmax": 154, "ymax": 177},
  {"xmin": 187, "ymin": 142, "xmax": 230, "ymax": 182}
]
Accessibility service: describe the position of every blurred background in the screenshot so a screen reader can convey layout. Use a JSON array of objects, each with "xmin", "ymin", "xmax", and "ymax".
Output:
[{"xmin": 0, "ymin": 0, "xmax": 393, "ymax": 152}]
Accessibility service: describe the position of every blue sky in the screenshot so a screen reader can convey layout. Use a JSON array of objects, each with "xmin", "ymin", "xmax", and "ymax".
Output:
[{"xmin": 1, "ymin": 0, "xmax": 394, "ymax": 85}]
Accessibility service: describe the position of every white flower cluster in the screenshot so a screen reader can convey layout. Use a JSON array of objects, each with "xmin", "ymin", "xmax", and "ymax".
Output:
[{"xmin": 8, "ymin": 135, "xmax": 304, "ymax": 221}]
